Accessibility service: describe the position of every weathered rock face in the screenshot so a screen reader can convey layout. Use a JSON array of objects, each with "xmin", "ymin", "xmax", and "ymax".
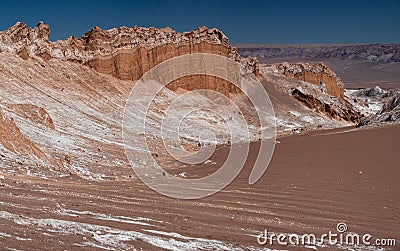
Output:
[
  {"xmin": 240, "ymin": 57, "xmax": 259, "ymax": 77},
  {"xmin": 0, "ymin": 108, "xmax": 44, "ymax": 158},
  {"xmin": 0, "ymin": 22, "xmax": 258, "ymax": 96},
  {"xmin": 65, "ymin": 26, "xmax": 241, "ymax": 81},
  {"xmin": 0, "ymin": 22, "xmax": 51, "ymax": 58},
  {"xmin": 291, "ymin": 87, "xmax": 362, "ymax": 123},
  {"xmin": 167, "ymin": 75, "xmax": 241, "ymax": 95},
  {"xmin": 358, "ymin": 94, "xmax": 400, "ymax": 126},
  {"xmin": 5, "ymin": 103, "xmax": 55, "ymax": 130},
  {"xmin": 0, "ymin": 22, "xmax": 244, "ymax": 83},
  {"xmin": 353, "ymin": 86, "xmax": 397, "ymax": 99},
  {"xmin": 261, "ymin": 62, "xmax": 345, "ymax": 98}
]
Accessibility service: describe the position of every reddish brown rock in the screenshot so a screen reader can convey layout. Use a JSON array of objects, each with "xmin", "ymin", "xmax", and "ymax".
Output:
[
  {"xmin": 167, "ymin": 75, "xmax": 241, "ymax": 96},
  {"xmin": 267, "ymin": 62, "xmax": 345, "ymax": 98},
  {"xmin": 0, "ymin": 109, "xmax": 44, "ymax": 158},
  {"xmin": 240, "ymin": 56, "xmax": 259, "ymax": 77},
  {"xmin": 5, "ymin": 104, "xmax": 55, "ymax": 130},
  {"xmin": 0, "ymin": 23, "xmax": 242, "ymax": 76},
  {"xmin": 0, "ymin": 22, "xmax": 260, "ymax": 95},
  {"xmin": 0, "ymin": 22, "xmax": 51, "ymax": 57}
]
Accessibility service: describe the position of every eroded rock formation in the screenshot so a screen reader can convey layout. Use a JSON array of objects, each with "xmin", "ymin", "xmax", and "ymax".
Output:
[
  {"xmin": 0, "ymin": 108, "xmax": 44, "ymax": 158},
  {"xmin": 1, "ymin": 22, "xmax": 243, "ymax": 79},
  {"xmin": 240, "ymin": 57, "xmax": 259, "ymax": 77},
  {"xmin": 5, "ymin": 104, "xmax": 55, "ymax": 130},
  {"xmin": 266, "ymin": 62, "xmax": 345, "ymax": 98},
  {"xmin": 0, "ymin": 22, "xmax": 376, "ymax": 180},
  {"xmin": 0, "ymin": 22, "xmax": 258, "ymax": 96},
  {"xmin": 291, "ymin": 87, "xmax": 362, "ymax": 123},
  {"xmin": 358, "ymin": 94, "xmax": 400, "ymax": 126},
  {"xmin": 353, "ymin": 86, "xmax": 397, "ymax": 99}
]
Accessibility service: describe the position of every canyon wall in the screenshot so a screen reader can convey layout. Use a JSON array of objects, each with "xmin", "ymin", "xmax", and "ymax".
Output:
[
  {"xmin": 0, "ymin": 23, "xmax": 345, "ymax": 99},
  {"xmin": 60, "ymin": 25, "xmax": 241, "ymax": 81},
  {"xmin": 0, "ymin": 22, "xmax": 248, "ymax": 96}
]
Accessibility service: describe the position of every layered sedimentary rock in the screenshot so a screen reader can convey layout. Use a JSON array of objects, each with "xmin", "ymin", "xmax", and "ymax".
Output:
[
  {"xmin": 0, "ymin": 22, "xmax": 238, "ymax": 62},
  {"xmin": 5, "ymin": 103, "xmax": 55, "ymax": 130},
  {"xmin": 0, "ymin": 22, "xmax": 248, "ymax": 96},
  {"xmin": 261, "ymin": 62, "xmax": 345, "ymax": 98},
  {"xmin": 74, "ymin": 26, "xmax": 240, "ymax": 82},
  {"xmin": 291, "ymin": 87, "xmax": 362, "ymax": 123},
  {"xmin": 0, "ymin": 109, "xmax": 44, "ymax": 158},
  {"xmin": 167, "ymin": 75, "xmax": 241, "ymax": 95},
  {"xmin": 0, "ymin": 22, "xmax": 50, "ymax": 57}
]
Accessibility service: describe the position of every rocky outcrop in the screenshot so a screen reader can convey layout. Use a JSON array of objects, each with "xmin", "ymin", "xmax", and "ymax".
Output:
[
  {"xmin": 0, "ymin": 22, "xmax": 50, "ymax": 57},
  {"xmin": 348, "ymin": 86, "xmax": 399, "ymax": 118},
  {"xmin": 0, "ymin": 22, "xmax": 245, "ymax": 79},
  {"xmin": 0, "ymin": 22, "xmax": 261, "ymax": 96},
  {"xmin": 262, "ymin": 62, "xmax": 345, "ymax": 98},
  {"xmin": 291, "ymin": 87, "xmax": 362, "ymax": 123},
  {"xmin": 240, "ymin": 56, "xmax": 259, "ymax": 77},
  {"xmin": 64, "ymin": 26, "xmax": 240, "ymax": 81},
  {"xmin": 358, "ymin": 94, "xmax": 400, "ymax": 126},
  {"xmin": 353, "ymin": 86, "xmax": 397, "ymax": 99},
  {"xmin": 5, "ymin": 104, "xmax": 55, "ymax": 130},
  {"xmin": 0, "ymin": 108, "xmax": 44, "ymax": 158}
]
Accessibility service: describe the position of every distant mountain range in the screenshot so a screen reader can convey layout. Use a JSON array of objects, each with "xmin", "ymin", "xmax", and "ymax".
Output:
[{"xmin": 236, "ymin": 44, "xmax": 400, "ymax": 62}]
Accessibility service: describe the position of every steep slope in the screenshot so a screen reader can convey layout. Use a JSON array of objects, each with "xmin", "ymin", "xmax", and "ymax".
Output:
[
  {"xmin": 0, "ymin": 108, "xmax": 44, "ymax": 159},
  {"xmin": 261, "ymin": 62, "xmax": 345, "ymax": 98},
  {"xmin": 0, "ymin": 51, "xmax": 267, "ymax": 179},
  {"xmin": 260, "ymin": 73, "xmax": 362, "ymax": 135},
  {"xmin": 259, "ymin": 63, "xmax": 365, "ymax": 132}
]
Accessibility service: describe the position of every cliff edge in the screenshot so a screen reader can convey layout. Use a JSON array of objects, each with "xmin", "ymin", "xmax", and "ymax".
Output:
[{"xmin": 0, "ymin": 22, "xmax": 241, "ymax": 81}]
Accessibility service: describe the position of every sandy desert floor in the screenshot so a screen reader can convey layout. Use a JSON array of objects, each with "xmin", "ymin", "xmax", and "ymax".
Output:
[{"xmin": 0, "ymin": 124, "xmax": 398, "ymax": 250}]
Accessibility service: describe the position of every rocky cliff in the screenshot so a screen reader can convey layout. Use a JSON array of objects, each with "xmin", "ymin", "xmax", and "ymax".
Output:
[
  {"xmin": 0, "ymin": 22, "xmax": 244, "ymax": 94},
  {"xmin": 260, "ymin": 62, "xmax": 345, "ymax": 98}
]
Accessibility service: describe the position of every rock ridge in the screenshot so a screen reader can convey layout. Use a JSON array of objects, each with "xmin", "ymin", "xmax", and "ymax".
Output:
[
  {"xmin": 260, "ymin": 62, "xmax": 345, "ymax": 98},
  {"xmin": 0, "ymin": 22, "xmax": 243, "ymax": 82}
]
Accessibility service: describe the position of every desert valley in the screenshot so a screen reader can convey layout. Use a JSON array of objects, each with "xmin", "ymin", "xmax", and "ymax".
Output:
[{"xmin": 0, "ymin": 19, "xmax": 399, "ymax": 251}]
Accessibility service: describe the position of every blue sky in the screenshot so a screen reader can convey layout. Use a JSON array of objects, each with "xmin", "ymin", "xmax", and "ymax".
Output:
[{"xmin": 0, "ymin": 0, "xmax": 399, "ymax": 43}]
